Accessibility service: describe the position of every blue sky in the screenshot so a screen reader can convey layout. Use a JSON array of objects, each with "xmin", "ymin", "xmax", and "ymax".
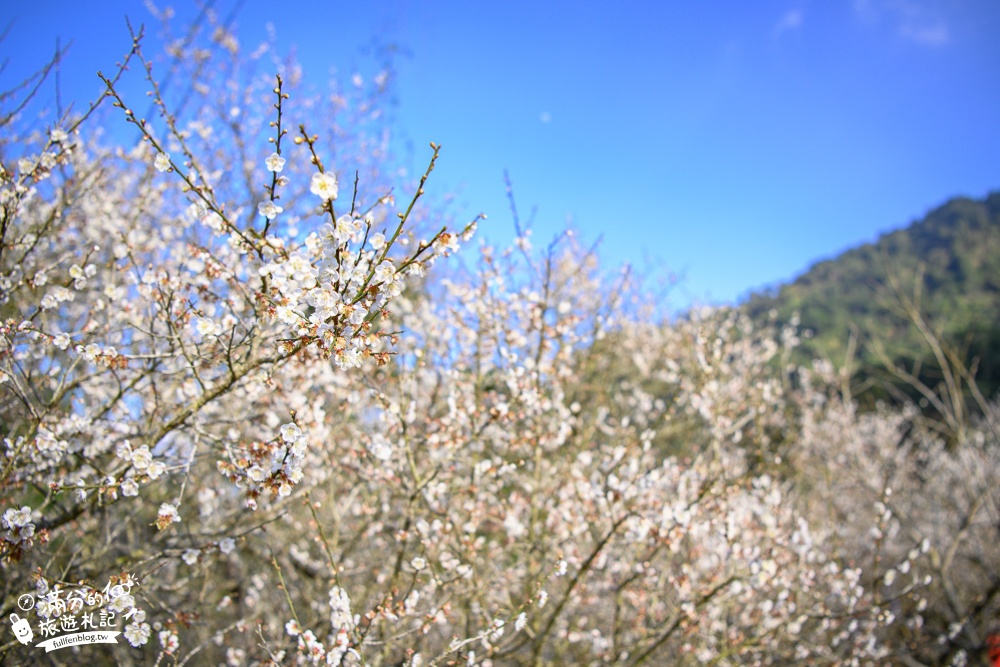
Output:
[{"xmin": 5, "ymin": 1, "xmax": 1000, "ymax": 309}]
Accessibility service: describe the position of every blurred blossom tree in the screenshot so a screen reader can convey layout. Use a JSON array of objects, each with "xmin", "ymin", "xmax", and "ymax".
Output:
[{"xmin": 0, "ymin": 9, "xmax": 997, "ymax": 667}]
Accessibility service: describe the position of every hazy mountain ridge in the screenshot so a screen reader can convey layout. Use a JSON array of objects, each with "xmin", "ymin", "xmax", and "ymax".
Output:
[{"xmin": 744, "ymin": 191, "xmax": 1000, "ymax": 399}]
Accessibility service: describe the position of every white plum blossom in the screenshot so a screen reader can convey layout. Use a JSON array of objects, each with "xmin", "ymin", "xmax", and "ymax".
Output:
[
  {"xmin": 157, "ymin": 503, "xmax": 180, "ymax": 530},
  {"xmin": 369, "ymin": 434, "xmax": 393, "ymax": 461},
  {"xmin": 154, "ymin": 152, "xmax": 171, "ymax": 173},
  {"xmin": 373, "ymin": 260, "xmax": 395, "ymax": 284},
  {"xmin": 333, "ymin": 214, "xmax": 357, "ymax": 243},
  {"xmin": 131, "ymin": 445, "xmax": 153, "ymax": 471},
  {"xmin": 124, "ymin": 621, "xmax": 151, "ymax": 647},
  {"xmin": 257, "ymin": 199, "xmax": 282, "ymax": 220},
  {"xmin": 116, "ymin": 441, "xmax": 133, "ymax": 461},
  {"xmin": 120, "ymin": 477, "xmax": 139, "ymax": 497},
  {"xmin": 146, "ymin": 460, "xmax": 167, "ymax": 479},
  {"xmin": 280, "ymin": 422, "xmax": 302, "ymax": 443},
  {"xmin": 265, "ymin": 151, "xmax": 286, "ymax": 172},
  {"xmin": 52, "ymin": 332, "xmax": 71, "ymax": 349},
  {"xmin": 201, "ymin": 210, "xmax": 225, "ymax": 232},
  {"xmin": 2, "ymin": 506, "xmax": 33, "ymax": 532},
  {"xmin": 159, "ymin": 630, "xmax": 179, "ymax": 653},
  {"xmin": 310, "ymin": 171, "xmax": 338, "ymax": 201},
  {"xmin": 109, "ymin": 593, "xmax": 136, "ymax": 614},
  {"xmin": 329, "ymin": 585, "xmax": 357, "ymax": 631},
  {"xmin": 196, "ymin": 318, "xmax": 221, "ymax": 338}
]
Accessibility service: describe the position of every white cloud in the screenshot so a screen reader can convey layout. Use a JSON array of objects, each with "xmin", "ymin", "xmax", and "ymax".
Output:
[
  {"xmin": 853, "ymin": 0, "xmax": 950, "ymax": 47},
  {"xmin": 774, "ymin": 9, "xmax": 804, "ymax": 37},
  {"xmin": 899, "ymin": 19, "xmax": 949, "ymax": 46}
]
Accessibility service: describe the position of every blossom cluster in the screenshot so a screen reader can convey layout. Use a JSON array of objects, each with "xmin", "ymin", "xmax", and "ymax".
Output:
[
  {"xmin": 1, "ymin": 505, "xmax": 38, "ymax": 564},
  {"xmin": 215, "ymin": 422, "xmax": 306, "ymax": 508}
]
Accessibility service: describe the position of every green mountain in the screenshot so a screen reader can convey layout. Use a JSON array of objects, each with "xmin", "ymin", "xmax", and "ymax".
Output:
[{"xmin": 744, "ymin": 191, "xmax": 1000, "ymax": 403}]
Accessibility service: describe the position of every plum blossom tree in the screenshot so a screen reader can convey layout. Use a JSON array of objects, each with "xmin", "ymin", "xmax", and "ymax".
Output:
[{"xmin": 1, "ymin": 10, "xmax": 997, "ymax": 667}]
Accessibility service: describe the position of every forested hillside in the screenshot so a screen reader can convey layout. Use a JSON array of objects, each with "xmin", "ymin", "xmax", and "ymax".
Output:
[{"xmin": 745, "ymin": 192, "xmax": 1000, "ymax": 403}]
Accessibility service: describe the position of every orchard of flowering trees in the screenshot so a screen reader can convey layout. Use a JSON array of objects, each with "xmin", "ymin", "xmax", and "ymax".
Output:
[{"xmin": 1, "ymin": 11, "xmax": 998, "ymax": 667}]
